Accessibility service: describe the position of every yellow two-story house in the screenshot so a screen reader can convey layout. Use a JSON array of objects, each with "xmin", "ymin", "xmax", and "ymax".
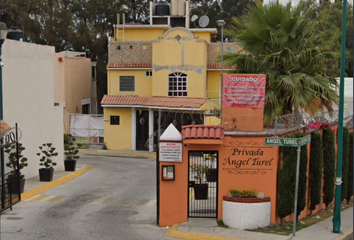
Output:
[{"xmin": 102, "ymin": 0, "xmax": 239, "ymax": 151}]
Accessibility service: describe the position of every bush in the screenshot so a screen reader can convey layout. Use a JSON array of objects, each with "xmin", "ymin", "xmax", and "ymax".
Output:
[
  {"xmin": 278, "ymin": 134, "xmax": 297, "ymax": 219},
  {"xmin": 5, "ymin": 143, "xmax": 28, "ymax": 179},
  {"xmin": 322, "ymin": 127, "xmax": 336, "ymax": 209},
  {"xmin": 37, "ymin": 143, "xmax": 58, "ymax": 169},
  {"xmin": 309, "ymin": 131, "xmax": 323, "ymax": 211},
  {"xmin": 345, "ymin": 132, "xmax": 353, "ymax": 203},
  {"xmin": 295, "ymin": 132, "xmax": 308, "ymax": 218},
  {"xmin": 229, "ymin": 189, "xmax": 257, "ymax": 198},
  {"xmin": 341, "ymin": 127, "xmax": 349, "ymax": 201}
]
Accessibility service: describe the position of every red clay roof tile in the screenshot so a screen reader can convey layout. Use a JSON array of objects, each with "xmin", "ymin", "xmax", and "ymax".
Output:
[
  {"xmin": 182, "ymin": 125, "xmax": 224, "ymax": 140},
  {"xmin": 101, "ymin": 95, "xmax": 207, "ymax": 109},
  {"xmin": 107, "ymin": 62, "xmax": 152, "ymax": 69}
]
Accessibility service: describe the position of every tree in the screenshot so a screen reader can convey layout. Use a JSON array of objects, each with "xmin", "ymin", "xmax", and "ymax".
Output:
[
  {"xmin": 309, "ymin": 131, "xmax": 323, "ymax": 212},
  {"xmin": 306, "ymin": 0, "xmax": 353, "ymax": 77},
  {"xmin": 345, "ymin": 132, "xmax": 353, "ymax": 203},
  {"xmin": 223, "ymin": 1, "xmax": 338, "ymax": 122},
  {"xmin": 322, "ymin": 126, "xmax": 335, "ymax": 209}
]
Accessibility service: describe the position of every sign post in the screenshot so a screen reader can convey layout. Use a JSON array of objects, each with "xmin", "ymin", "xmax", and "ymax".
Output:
[{"xmin": 264, "ymin": 136, "xmax": 311, "ymax": 236}]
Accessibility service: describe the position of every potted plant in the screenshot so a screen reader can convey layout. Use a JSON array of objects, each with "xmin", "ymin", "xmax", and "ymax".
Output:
[
  {"xmin": 64, "ymin": 135, "xmax": 79, "ymax": 171},
  {"xmin": 5, "ymin": 143, "xmax": 28, "ymax": 194},
  {"xmin": 190, "ymin": 163, "xmax": 209, "ymax": 200},
  {"xmin": 37, "ymin": 143, "xmax": 58, "ymax": 182}
]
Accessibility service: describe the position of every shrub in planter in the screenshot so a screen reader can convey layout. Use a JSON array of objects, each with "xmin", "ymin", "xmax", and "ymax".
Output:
[
  {"xmin": 64, "ymin": 136, "xmax": 80, "ymax": 171},
  {"xmin": 229, "ymin": 189, "xmax": 257, "ymax": 198},
  {"xmin": 190, "ymin": 163, "xmax": 209, "ymax": 200},
  {"xmin": 37, "ymin": 143, "xmax": 58, "ymax": 182},
  {"xmin": 5, "ymin": 143, "xmax": 28, "ymax": 194}
]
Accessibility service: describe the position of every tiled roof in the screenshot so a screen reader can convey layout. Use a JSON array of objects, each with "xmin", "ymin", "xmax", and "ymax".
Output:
[
  {"xmin": 107, "ymin": 62, "xmax": 152, "ymax": 69},
  {"xmin": 182, "ymin": 125, "xmax": 224, "ymax": 140},
  {"xmin": 0, "ymin": 120, "xmax": 11, "ymax": 137},
  {"xmin": 101, "ymin": 95, "xmax": 207, "ymax": 109},
  {"xmin": 107, "ymin": 62, "xmax": 236, "ymax": 70}
]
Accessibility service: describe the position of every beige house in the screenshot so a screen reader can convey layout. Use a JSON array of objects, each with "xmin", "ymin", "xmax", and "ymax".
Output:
[{"xmin": 54, "ymin": 51, "xmax": 95, "ymax": 133}]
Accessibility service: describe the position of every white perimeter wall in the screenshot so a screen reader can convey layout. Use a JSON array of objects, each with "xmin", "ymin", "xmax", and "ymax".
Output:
[{"xmin": 3, "ymin": 40, "xmax": 64, "ymax": 179}]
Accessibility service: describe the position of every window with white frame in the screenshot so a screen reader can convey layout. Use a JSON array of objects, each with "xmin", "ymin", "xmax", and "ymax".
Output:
[
  {"xmin": 168, "ymin": 72, "xmax": 187, "ymax": 96},
  {"xmin": 145, "ymin": 71, "xmax": 152, "ymax": 77}
]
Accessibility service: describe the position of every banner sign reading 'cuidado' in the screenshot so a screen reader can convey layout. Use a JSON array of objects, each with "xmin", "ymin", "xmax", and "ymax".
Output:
[
  {"xmin": 223, "ymin": 74, "xmax": 266, "ymax": 109},
  {"xmin": 159, "ymin": 142, "xmax": 182, "ymax": 162}
]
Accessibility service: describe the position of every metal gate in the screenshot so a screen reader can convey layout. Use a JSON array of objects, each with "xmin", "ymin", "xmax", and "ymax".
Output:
[
  {"xmin": 1, "ymin": 124, "xmax": 21, "ymax": 212},
  {"xmin": 188, "ymin": 151, "xmax": 218, "ymax": 218}
]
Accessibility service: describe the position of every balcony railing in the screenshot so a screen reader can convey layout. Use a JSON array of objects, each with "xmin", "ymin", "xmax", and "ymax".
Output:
[{"xmin": 206, "ymin": 90, "xmax": 220, "ymax": 115}]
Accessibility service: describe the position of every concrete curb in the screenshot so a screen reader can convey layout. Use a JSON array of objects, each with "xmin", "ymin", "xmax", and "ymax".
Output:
[
  {"xmin": 334, "ymin": 229, "xmax": 353, "ymax": 240},
  {"xmin": 21, "ymin": 165, "xmax": 95, "ymax": 201},
  {"xmin": 164, "ymin": 224, "xmax": 245, "ymax": 240},
  {"xmin": 80, "ymin": 151, "xmax": 156, "ymax": 159}
]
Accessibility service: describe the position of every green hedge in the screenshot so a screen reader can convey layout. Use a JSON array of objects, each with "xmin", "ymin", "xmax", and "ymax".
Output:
[
  {"xmin": 322, "ymin": 127, "xmax": 336, "ymax": 209},
  {"xmin": 309, "ymin": 131, "xmax": 323, "ymax": 211},
  {"xmin": 341, "ymin": 127, "xmax": 349, "ymax": 201},
  {"xmin": 345, "ymin": 131, "xmax": 353, "ymax": 203},
  {"xmin": 277, "ymin": 133, "xmax": 308, "ymax": 219}
]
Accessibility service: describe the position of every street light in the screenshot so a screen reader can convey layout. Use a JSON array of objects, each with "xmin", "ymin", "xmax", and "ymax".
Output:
[
  {"xmin": 0, "ymin": 22, "xmax": 8, "ymax": 123},
  {"xmin": 216, "ymin": 19, "xmax": 225, "ymax": 126}
]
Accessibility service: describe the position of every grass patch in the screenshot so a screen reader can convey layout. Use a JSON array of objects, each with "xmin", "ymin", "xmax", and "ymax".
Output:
[
  {"xmin": 217, "ymin": 220, "xmax": 228, "ymax": 228},
  {"xmin": 250, "ymin": 202, "xmax": 352, "ymax": 235}
]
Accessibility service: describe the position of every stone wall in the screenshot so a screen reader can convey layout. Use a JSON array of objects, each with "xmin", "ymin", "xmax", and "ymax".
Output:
[
  {"xmin": 207, "ymin": 42, "xmax": 241, "ymax": 65},
  {"xmin": 108, "ymin": 42, "xmax": 152, "ymax": 63}
]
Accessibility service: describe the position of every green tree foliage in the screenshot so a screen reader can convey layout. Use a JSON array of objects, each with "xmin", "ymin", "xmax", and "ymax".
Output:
[
  {"xmin": 277, "ymin": 133, "xmax": 308, "ymax": 220},
  {"xmin": 341, "ymin": 127, "xmax": 349, "ymax": 201},
  {"xmin": 223, "ymin": 1, "xmax": 338, "ymax": 122},
  {"xmin": 345, "ymin": 132, "xmax": 353, "ymax": 203},
  {"xmin": 309, "ymin": 131, "xmax": 323, "ymax": 211},
  {"xmin": 306, "ymin": 1, "xmax": 353, "ymax": 77},
  {"xmin": 322, "ymin": 127, "xmax": 336, "ymax": 209}
]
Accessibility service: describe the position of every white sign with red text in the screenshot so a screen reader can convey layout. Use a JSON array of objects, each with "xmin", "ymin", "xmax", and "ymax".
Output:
[{"xmin": 159, "ymin": 142, "xmax": 182, "ymax": 162}]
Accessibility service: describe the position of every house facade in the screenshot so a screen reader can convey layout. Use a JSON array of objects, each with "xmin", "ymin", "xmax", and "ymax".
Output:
[
  {"xmin": 54, "ymin": 51, "xmax": 95, "ymax": 134},
  {"xmin": 103, "ymin": 0, "xmax": 239, "ymax": 151}
]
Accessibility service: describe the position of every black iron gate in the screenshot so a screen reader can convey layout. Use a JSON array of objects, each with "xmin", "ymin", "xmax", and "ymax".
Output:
[
  {"xmin": 188, "ymin": 151, "xmax": 218, "ymax": 218},
  {"xmin": 0, "ymin": 124, "xmax": 21, "ymax": 212},
  {"xmin": 136, "ymin": 110, "xmax": 149, "ymax": 150}
]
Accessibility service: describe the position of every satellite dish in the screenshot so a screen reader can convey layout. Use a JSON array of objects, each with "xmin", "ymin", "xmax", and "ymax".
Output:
[
  {"xmin": 191, "ymin": 15, "xmax": 198, "ymax": 22},
  {"xmin": 199, "ymin": 15, "xmax": 210, "ymax": 28}
]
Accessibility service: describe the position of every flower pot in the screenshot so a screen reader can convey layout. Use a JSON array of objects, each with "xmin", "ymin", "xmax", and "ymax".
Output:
[
  {"xmin": 206, "ymin": 168, "xmax": 217, "ymax": 182},
  {"xmin": 194, "ymin": 183, "xmax": 208, "ymax": 200},
  {"xmin": 7, "ymin": 177, "xmax": 25, "ymax": 194},
  {"xmin": 64, "ymin": 159, "xmax": 77, "ymax": 171},
  {"xmin": 39, "ymin": 168, "xmax": 54, "ymax": 182}
]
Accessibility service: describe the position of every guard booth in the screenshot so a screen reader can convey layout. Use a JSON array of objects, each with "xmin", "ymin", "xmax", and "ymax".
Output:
[{"xmin": 0, "ymin": 122, "xmax": 22, "ymax": 212}]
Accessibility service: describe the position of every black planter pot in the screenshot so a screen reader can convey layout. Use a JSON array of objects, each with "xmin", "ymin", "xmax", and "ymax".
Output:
[
  {"xmin": 206, "ymin": 168, "xmax": 218, "ymax": 182},
  {"xmin": 194, "ymin": 183, "xmax": 208, "ymax": 200},
  {"xmin": 39, "ymin": 168, "xmax": 54, "ymax": 182},
  {"xmin": 64, "ymin": 159, "xmax": 77, "ymax": 171},
  {"xmin": 8, "ymin": 177, "xmax": 25, "ymax": 194}
]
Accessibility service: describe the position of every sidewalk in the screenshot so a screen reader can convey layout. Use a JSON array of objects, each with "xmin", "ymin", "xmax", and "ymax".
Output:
[{"xmin": 20, "ymin": 150, "xmax": 353, "ymax": 240}]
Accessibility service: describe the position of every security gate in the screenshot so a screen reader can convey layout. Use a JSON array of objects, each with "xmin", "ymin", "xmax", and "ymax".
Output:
[
  {"xmin": 0, "ymin": 124, "xmax": 21, "ymax": 212},
  {"xmin": 188, "ymin": 151, "xmax": 218, "ymax": 218}
]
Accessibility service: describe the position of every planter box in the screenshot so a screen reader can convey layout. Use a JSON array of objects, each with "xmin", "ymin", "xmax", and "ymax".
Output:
[
  {"xmin": 64, "ymin": 159, "xmax": 77, "ymax": 171},
  {"xmin": 194, "ymin": 184, "xmax": 208, "ymax": 200},
  {"xmin": 39, "ymin": 168, "xmax": 54, "ymax": 182},
  {"xmin": 222, "ymin": 196, "xmax": 271, "ymax": 230},
  {"xmin": 8, "ymin": 178, "xmax": 25, "ymax": 194}
]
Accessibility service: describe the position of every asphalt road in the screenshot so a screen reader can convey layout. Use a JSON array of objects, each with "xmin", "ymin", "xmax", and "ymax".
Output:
[{"xmin": 1, "ymin": 155, "xmax": 178, "ymax": 240}]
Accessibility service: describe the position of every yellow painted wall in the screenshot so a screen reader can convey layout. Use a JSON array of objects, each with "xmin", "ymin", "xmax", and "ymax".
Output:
[
  {"xmin": 104, "ymin": 108, "xmax": 132, "ymax": 150},
  {"xmin": 108, "ymin": 70, "xmax": 152, "ymax": 96},
  {"xmin": 192, "ymin": 31, "xmax": 213, "ymax": 42},
  {"xmin": 115, "ymin": 28, "xmax": 168, "ymax": 42},
  {"xmin": 152, "ymin": 28, "xmax": 207, "ymax": 97},
  {"xmin": 207, "ymin": 71, "xmax": 221, "ymax": 91}
]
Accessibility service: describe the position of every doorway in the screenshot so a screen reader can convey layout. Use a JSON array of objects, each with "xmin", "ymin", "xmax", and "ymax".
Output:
[
  {"xmin": 188, "ymin": 151, "xmax": 218, "ymax": 218},
  {"xmin": 136, "ymin": 110, "xmax": 149, "ymax": 150}
]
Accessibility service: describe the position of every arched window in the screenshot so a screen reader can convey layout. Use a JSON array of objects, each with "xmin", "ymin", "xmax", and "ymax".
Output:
[{"xmin": 168, "ymin": 72, "xmax": 187, "ymax": 96}]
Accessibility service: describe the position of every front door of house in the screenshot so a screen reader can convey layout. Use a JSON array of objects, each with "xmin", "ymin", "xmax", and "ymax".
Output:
[
  {"xmin": 188, "ymin": 151, "xmax": 218, "ymax": 218},
  {"xmin": 136, "ymin": 110, "xmax": 149, "ymax": 151}
]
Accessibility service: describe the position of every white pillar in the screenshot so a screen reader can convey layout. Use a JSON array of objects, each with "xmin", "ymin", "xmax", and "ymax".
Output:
[
  {"xmin": 149, "ymin": 109, "xmax": 154, "ymax": 152},
  {"xmin": 131, "ymin": 107, "xmax": 136, "ymax": 150}
]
